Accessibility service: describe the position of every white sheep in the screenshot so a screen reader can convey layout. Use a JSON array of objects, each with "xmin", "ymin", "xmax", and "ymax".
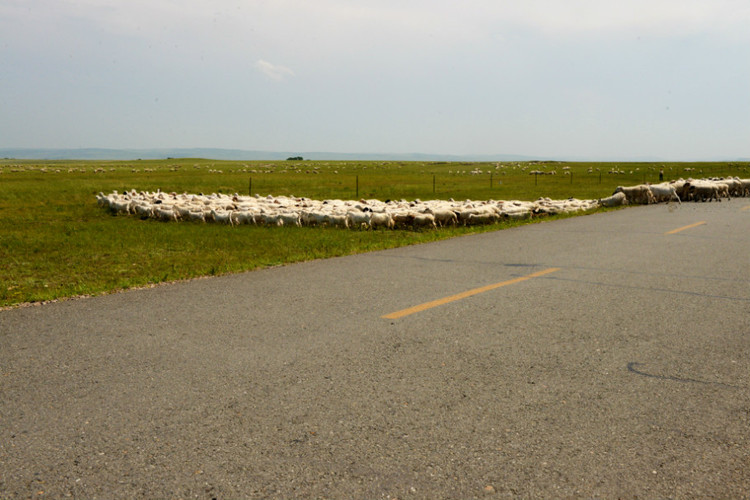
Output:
[
  {"xmin": 154, "ymin": 206, "xmax": 178, "ymax": 222},
  {"xmin": 99, "ymin": 173, "xmax": 745, "ymax": 233},
  {"xmin": 613, "ymin": 185, "xmax": 656, "ymax": 205},
  {"xmin": 210, "ymin": 209, "xmax": 234, "ymax": 225},
  {"xmin": 187, "ymin": 210, "xmax": 206, "ymax": 223},
  {"xmin": 647, "ymin": 183, "xmax": 681, "ymax": 204},
  {"xmin": 231, "ymin": 211, "xmax": 255, "ymax": 225},
  {"xmin": 133, "ymin": 203, "xmax": 154, "ymax": 218},
  {"xmin": 597, "ymin": 192, "xmax": 628, "ymax": 208},
  {"xmin": 346, "ymin": 211, "xmax": 371, "ymax": 230},
  {"xmin": 325, "ymin": 214, "xmax": 349, "ymax": 229},
  {"xmin": 684, "ymin": 181, "xmax": 720, "ymax": 202},
  {"xmin": 467, "ymin": 212, "xmax": 499, "ymax": 225},
  {"xmin": 411, "ymin": 213, "xmax": 437, "ymax": 229},
  {"xmin": 369, "ymin": 212, "xmax": 395, "ymax": 230},
  {"xmin": 260, "ymin": 213, "xmax": 284, "ymax": 226},
  {"xmin": 425, "ymin": 208, "xmax": 458, "ymax": 227},
  {"xmin": 278, "ymin": 213, "xmax": 301, "ymax": 227}
]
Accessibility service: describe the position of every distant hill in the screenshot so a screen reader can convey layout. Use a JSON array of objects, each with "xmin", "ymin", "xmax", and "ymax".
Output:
[
  {"xmin": 0, "ymin": 148, "xmax": 545, "ymax": 162},
  {"xmin": 1, "ymin": 147, "xmax": 745, "ymax": 162}
]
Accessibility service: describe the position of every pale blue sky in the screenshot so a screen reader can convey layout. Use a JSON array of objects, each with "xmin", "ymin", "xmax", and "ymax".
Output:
[{"xmin": 1, "ymin": 0, "xmax": 749, "ymax": 160}]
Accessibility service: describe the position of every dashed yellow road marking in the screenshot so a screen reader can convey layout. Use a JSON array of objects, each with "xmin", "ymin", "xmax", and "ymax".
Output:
[
  {"xmin": 382, "ymin": 267, "xmax": 560, "ymax": 320},
  {"xmin": 665, "ymin": 221, "xmax": 707, "ymax": 235}
]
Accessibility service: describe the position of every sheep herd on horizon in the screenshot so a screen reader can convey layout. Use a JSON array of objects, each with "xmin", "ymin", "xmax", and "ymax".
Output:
[{"xmin": 96, "ymin": 177, "xmax": 750, "ymax": 230}]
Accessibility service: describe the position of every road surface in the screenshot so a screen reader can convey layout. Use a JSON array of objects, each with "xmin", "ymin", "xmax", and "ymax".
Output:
[{"xmin": 1, "ymin": 202, "xmax": 749, "ymax": 498}]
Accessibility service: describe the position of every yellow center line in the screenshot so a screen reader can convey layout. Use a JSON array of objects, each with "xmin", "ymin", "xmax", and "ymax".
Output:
[
  {"xmin": 382, "ymin": 267, "xmax": 560, "ymax": 320},
  {"xmin": 741, "ymin": 205, "xmax": 750, "ymax": 211},
  {"xmin": 665, "ymin": 221, "xmax": 707, "ymax": 235}
]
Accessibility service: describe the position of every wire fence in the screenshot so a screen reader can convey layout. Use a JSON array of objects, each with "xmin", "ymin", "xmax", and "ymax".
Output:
[{"xmin": 244, "ymin": 164, "xmax": 748, "ymax": 201}]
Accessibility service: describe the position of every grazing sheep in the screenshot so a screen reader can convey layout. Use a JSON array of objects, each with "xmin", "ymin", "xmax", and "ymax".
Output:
[
  {"xmin": 300, "ymin": 210, "xmax": 328, "ymax": 227},
  {"xmin": 154, "ymin": 206, "xmax": 178, "ymax": 222},
  {"xmin": 597, "ymin": 192, "xmax": 628, "ymax": 208},
  {"xmin": 715, "ymin": 183, "xmax": 731, "ymax": 200},
  {"xmin": 346, "ymin": 211, "xmax": 371, "ymax": 230},
  {"xmin": 109, "ymin": 198, "xmax": 132, "ymax": 214},
  {"xmin": 133, "ymin": 203, "xmax": 154, "ymax": 218},
  {"xmin": 172, "ymin": 204, "xmax": 192, "ymax": 220},
  {"xmin": 278, "ymin": 213, "xmax": 301, "ymax": 228},
  {"xmin": 717, "ymin": 177, "xmax": 743, "ymax": 197},
  {"xmin": 613, "ymin": 185, "xmax": 656, "ymax": 205},
  {"xmin": 467, "ymin": 212, "xmax": 499, "ymax": 225},
  {"xmin": 412, "ymin": 213, "xmax": 437, "ymax": 229},
  {"xmin": 98, "ymin": 174, "xmax": 743, "ymax": 232},
  {"xmin": 260, "ymin": 213, "xmax": 284, "ymax": 226},
  {"xmin": 503, "ymin": 208, "xmax": 532, "ymax": 220},
  {"xmin": 95, "ymin": 192, "xmax": 109, "ymax": 207},
  {"xmin": 187, "ymin": 210, "xmax": 206, "ymax": 223},
  {"xmin": 391, "ymin": 212, "xmax": 415, "ymax": 229},
  {"xmin": 685, "ymin": 182, "xmax": 720, "ymax": 202},
  {"xmin": 369, "ymin": 212, "xmax": 395, "ymax": 229},
  {"xmin": 210, "ymin": 209, "xmax": 234, "ymax": 225},
  {"xmin": 455, "ymin": 208, "xmax": 495, "ymax": 225},
  {"xmin": 647, "ymin": 183, "xmax": 681, "ymax": 204},
  {"xmin": 231, "ymin": 211, "xmax": 255, "ymax": 225},
  {"xmin": 425, "ymin": 208, "xmax": 458, "ymax": 227},
  {"xmin": 325, "ymin": 214, "xmax": 349, "ymax": 229}
]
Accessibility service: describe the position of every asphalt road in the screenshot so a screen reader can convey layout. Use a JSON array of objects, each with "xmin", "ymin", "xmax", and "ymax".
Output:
[{"xmin": 1, "ymin": 202, "xmax": 749, "ymax": 499}]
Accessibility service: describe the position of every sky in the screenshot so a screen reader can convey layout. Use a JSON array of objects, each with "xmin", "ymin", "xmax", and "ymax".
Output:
[{"xmin": 1, "ymin": 0, "xmax": 749, "ymax": 160}]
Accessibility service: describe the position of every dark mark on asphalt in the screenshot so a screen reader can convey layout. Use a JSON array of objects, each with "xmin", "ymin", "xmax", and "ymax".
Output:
[
  {"xmin": 556, "ymin": 264, "xmax": 750, "ymax": 285},
  {"xmin": 627, "ymin": 362, "xmax": 742, "ymax": 389},
  {"xmin": 383, "ymin": 258, "xmax": 750, "ymax": 286},
  {"xmin": 381, "ymin": 255, "xmax": 542, "ymax": 268},
  {"xmin": 547, "ymin": 276, "xmax": 750, "ymax": 302}
]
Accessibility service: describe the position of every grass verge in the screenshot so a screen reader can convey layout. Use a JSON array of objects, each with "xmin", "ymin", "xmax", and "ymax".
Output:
[{"xmin": 1, "ymin": 159, "xmax": 746, "ymax": 308}]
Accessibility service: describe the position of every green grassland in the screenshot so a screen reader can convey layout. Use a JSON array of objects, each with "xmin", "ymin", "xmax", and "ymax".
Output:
[{"xmin": 1, "ymin": 158, "xmax": 746, "ymax": 307}]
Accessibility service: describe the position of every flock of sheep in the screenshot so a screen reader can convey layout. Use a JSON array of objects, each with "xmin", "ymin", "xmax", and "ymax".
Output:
[
  {"xmin": 96, "ymin": 177, "xmax": 750, "ymax": 230},
  {"xmin": 598, "ymin": 177, "xmax": 750, "ymax": 206}
]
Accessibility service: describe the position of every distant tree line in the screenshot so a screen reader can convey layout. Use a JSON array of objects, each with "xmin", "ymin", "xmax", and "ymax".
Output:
[{"xmin": 286, "ymin": 156, "xmax": 304, "ymax": 161}]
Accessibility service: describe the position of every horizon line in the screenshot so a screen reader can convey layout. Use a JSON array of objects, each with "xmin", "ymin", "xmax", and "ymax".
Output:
[{"xmin": 1, "ymin": 147, "xmax": 748, "ymax": 163}]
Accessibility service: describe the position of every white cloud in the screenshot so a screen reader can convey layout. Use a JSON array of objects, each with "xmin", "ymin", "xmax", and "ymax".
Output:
[
  {"xmin": 2, "ymin": 0, "xmax": 748, "ymax": 158},
  {"xmin": 255, "ymin": 60, "xmax": 295, "ymax": 81},
  {"xmin": 487, "ymin": 0, "xmax": 750, "ymax": 38}
]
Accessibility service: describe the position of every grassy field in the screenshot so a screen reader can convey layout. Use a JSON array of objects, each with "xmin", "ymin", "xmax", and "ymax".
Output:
[{"xmin": 1, "ymin": 158, "xmax": 746, "ymax": 308}]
